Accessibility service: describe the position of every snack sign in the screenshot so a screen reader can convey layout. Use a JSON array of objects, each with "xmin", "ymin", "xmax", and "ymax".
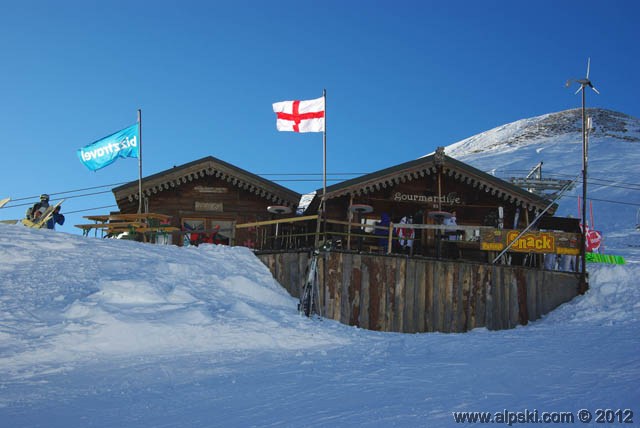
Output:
[
  {"xmin": 506, "ymin": 230, "xmax": 554, "ymax": 252},
  {"xmin": 480, "ymin": 229, "xmax": 580, "ymax": 255}
]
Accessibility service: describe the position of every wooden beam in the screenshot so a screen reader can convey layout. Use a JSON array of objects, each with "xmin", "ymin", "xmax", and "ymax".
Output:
[{"xmin": 235, "ymin": 214, "xmax": 319, "ymax": 229}]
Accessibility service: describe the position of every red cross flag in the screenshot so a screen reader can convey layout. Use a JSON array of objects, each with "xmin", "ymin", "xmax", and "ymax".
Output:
[{"xmin": 272, "ymin": 97, "xmax": 325, "ymax": 133}]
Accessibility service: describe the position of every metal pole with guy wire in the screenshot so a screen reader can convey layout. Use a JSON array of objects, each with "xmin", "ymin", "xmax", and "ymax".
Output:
[{"xmin": 566, "ymin": 58, "xmax": 599, "ymax": 294}]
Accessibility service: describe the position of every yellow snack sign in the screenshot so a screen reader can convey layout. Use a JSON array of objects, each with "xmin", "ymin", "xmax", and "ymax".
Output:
[
  {"xmin": 480, "ymin": 229, "xmax": 580, "ymax": 255},
  {"xmin": 506, "ymin": 230, "xmax": 554, "ymax": 252}
]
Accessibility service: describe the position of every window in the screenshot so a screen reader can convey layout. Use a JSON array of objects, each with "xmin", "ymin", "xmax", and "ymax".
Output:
[{"xmin": 181, "ymin": 218, "xmax": 234, "ymax": 246}]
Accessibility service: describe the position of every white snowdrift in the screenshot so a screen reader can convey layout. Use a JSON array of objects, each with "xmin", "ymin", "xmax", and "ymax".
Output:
[{"xmin": 0, "ymin": 224, "xmax": 349, "ymax": 379}]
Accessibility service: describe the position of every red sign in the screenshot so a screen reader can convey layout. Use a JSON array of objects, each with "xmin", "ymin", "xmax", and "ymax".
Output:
[{"xmin": 586, "ymin": 230, "xmax": 602, "ymax": 252}]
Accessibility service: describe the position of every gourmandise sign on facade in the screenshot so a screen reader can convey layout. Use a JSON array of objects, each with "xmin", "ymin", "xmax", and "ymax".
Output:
[{"xmin": 481, "ymin": 230, "xmax": 580, "ymax": 255}]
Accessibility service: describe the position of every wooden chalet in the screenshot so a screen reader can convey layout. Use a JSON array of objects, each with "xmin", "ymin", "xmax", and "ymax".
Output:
[
  {"xmin": 300, "ymin": 147, "xmax": 578, "ymax": 263},
  {"xmin": 316, "ymin": 147, "xmax": 555, "ymax": 222},
  {"xmin": 102, "ymin": 148, "xmax": 581, "ymax": 263},
  {"xmin": 110, "ymin": 156, "xmax": 301, "ymax": 247},
  {"xmin": 84, "ymin": 150, "xmax": 583, "ymax": 334},
  {"xmin": 257, "ymin": 148, "xmax": 583, "ymax": 333}
]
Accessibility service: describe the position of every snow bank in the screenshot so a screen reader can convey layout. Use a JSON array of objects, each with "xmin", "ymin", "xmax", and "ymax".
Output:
[
  {"xmin": 541, "ymin": 263, "xmax": 640, "ymax": 326},
  {"xmin": 0, "ymin": 224, "xmax": 349, "ymax": 379}
]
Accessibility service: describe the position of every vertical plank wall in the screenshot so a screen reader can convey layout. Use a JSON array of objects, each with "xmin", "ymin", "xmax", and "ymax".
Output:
[{"xmin": 257, "ymin": 251, "xmax": 580, "ymax": 333}]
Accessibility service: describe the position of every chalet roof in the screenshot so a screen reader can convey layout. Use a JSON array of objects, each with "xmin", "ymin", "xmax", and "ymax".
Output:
[
  {"xmin": 112, "ymin": 156, "xmax": 301, "ymax": 208},
  {"xmin": 319, "ymin": 150, "xmax": 556, "ymax": 213}
]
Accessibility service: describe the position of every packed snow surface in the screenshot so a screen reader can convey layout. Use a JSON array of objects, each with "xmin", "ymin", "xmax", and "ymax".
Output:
[{"xmin": 1, "ymin": 224, "xmax": 639, "ymax": 427}]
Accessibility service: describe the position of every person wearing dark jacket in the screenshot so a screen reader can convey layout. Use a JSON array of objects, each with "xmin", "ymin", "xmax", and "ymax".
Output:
[
  {"xmin": 375, "ymin": 212, "xmax": 391, "ymax": 251},
  {"xmin": 46, "ymin": 205, "xmax": 65, "ymax": 230},
  {"xmin": 27, "ymin": 194, "xmax": 50, "ymax": 221}
]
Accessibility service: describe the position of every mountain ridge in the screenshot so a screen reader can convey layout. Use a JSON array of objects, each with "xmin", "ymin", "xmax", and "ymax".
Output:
[
  {"xmin": 446, "ymin": 108, "xmax": 640, "ymax": 158},
  {"xmin": 439, "ymin": 107, "xmax": 640, "ymax": 234}
]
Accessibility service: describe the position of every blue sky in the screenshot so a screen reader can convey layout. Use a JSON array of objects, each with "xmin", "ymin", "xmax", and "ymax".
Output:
[{"xmin": 1, "ymin": 0, "xmax": 638, "ymax": 233}]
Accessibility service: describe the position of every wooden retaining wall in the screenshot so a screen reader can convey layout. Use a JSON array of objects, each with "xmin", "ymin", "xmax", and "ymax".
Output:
[{"xmin": 257, "ymin": 250, "xmax": 579, "ymax": 333}]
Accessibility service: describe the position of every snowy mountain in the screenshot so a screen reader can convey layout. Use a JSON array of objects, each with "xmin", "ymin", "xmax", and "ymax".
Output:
[
  {"xmin": 1, "ymin": 109, "xmax": 640, "ymax": 427},
  {"xmin": 446, "ymin": 108, "xmax": 639, "ymax": 156},
  {"xmin": 442, "ymin": 108, "xmax": 640, "ymax": 236}
]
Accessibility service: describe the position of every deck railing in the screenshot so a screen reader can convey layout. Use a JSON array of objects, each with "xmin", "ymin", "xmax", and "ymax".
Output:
[{"xmin": 77, "ymin": 213, "xmax": 580, "ymax": 272}]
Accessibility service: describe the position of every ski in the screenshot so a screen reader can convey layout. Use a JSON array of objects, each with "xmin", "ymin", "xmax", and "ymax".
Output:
[
  {"xmin": 299, "ymin": 249, "xmax": 320, "ymax": 317},
  {"xmin": 298, "ymin": 240, "xmax": 333, "ymax": 317},
  {"xmin": 585, "ymin": 252, "xmax": 625, "ymax": 265},
  {"xmin": 21, "ymin": 199, "xmax": 65, "ymax": 229}
]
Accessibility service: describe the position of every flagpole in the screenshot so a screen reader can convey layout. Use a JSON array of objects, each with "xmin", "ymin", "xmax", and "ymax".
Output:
[
  {"xmin": 137, "ymin": 109, "xmax": 143, "ymax": 214},
  {"xmin": 314, "ymin": 89, "xmax": 327, "ymax": 249},
  {"xmin": 323, "ymin": 89, "xmax": 327, "ymax": 200},
  {"xmin": 322, "ymin": 89, "xmax": 327, "ymax": 243}
]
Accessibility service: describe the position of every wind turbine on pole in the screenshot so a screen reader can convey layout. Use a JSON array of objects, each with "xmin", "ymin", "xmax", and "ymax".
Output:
[{"xmin": 566, "ymin": 58, "xmax": 599, "ymax": 294}]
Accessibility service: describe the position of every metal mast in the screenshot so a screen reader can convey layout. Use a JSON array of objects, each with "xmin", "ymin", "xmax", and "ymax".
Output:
[{"xmin": 566, "ymin": 58, "xmax": 599, "ymax": 294}]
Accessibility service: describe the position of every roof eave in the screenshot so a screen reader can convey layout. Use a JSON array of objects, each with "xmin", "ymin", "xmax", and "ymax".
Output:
[
  {"xmin": 112, "ymin": 156, "xmax": 301, "ymax": 208},
  {"xmin": 317, "ymin": 154, "xmax": 552, "ymax": 212}
]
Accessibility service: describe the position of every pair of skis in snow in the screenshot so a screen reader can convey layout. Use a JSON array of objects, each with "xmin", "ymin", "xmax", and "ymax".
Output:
[{"xmin": 298, "ymin": 240, "xmax": 333, "ymax": 318}]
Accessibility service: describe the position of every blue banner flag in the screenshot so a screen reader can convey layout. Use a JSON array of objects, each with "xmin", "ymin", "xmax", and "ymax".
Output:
[{"xmin": 77, "ymin": 123, "xmax": 139, "ymax": 171}]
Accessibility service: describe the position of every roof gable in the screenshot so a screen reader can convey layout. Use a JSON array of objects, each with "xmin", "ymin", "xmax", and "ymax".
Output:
[
  {"xmin": 113, "ymin": 156, "xmax": 301, "ymax": 208},
  {"xmin": 321, "ymin": 150, "xmax": 554, "ymax": 212}
]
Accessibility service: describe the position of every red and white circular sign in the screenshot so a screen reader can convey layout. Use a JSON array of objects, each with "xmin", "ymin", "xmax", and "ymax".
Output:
[{"xmin": 586, "ymin": 229, "xmax": 602, "ymax": 252}]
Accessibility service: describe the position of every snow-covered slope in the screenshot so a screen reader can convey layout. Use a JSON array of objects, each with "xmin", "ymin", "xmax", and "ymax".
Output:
[
  {"xmin": 1, "ymin": 224, "xmax": 639, "ymax": 427},
  {"xmin": 0, "ymin": 226, "xmax": 347, "ymax": 375},
  {"xmin": 442, "ymin": 108, "xmax": 640, "ymax": 235},
  {"xmin": 446, "ymin": 109, "xmax": 639, "ymax": 156}
]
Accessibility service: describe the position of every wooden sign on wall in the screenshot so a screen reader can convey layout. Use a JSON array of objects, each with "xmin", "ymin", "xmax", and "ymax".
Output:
[
  {"xmin": 195, "ymin": 201, "xmax": 223, "ymax": 212},
  {"xmin": 480, "ymin": 229, "xmax": 580, "ymax": 255},
  {"xmin": 195, "ymin": 186, "xmax": 228, "ymax": 193}
]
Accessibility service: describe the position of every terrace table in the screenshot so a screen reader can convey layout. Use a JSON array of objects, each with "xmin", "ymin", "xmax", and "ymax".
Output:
[{"xmin": 75, "ymin": 213, "xmax": 179, "ymax": 241}]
